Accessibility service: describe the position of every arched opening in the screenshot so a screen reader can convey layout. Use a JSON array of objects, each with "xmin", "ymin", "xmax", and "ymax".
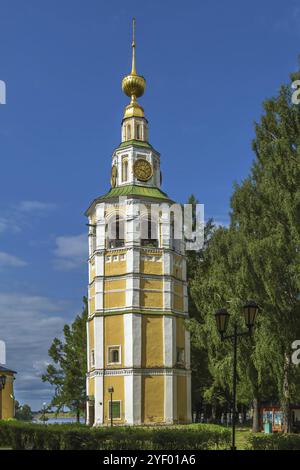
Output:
[
  {"xmin": 141, "ymin": 216, "xmax": 158, "ymax": 247},
  {"xmin": 136, "ymin": 124, "xmax": 141, "ymax": 140},
  {"xmin": 122, "ymin": 158, "xmax": 128, "ymax": 182},
  {"xmin": 127, "ymin": 124, "xmax": 131, "ymax": 140},
  {"xmin": 106, "ymin": 214, "xmax": 125, "ymax": 248}
]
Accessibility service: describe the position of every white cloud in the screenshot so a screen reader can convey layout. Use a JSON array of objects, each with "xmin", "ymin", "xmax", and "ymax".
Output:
[
  {"xmin": 53, "ymin": 233, "xmax": 87, "ymax": 270},
  {"xmin": 0, "ymin": 252, "xmax": 27, "ymax": 267},
  {"xmin": 17, "ymin": 200, "xmax": 56, "ymax": 213},
  {"xmin": 0, "ymin": 292, "xmax": 71, "ymax": 410},
  {"xmin": 0, "ymin": 216, "xmax": 21, "ymax": 234}
]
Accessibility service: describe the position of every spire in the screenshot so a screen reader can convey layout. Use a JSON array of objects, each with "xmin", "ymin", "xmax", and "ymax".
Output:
[
  {"xmin": 122, "ymin": 18, "xmax": 146, "ymax": 119},
  {"xmin": 131, "ymin": 17, "xmax": 136, "ymax": 75}
]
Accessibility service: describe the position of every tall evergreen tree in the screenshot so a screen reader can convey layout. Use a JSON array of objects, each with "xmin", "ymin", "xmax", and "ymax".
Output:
[{"xmin": 42, "ymin": 297, "xmax": 88, "ymax": 422}]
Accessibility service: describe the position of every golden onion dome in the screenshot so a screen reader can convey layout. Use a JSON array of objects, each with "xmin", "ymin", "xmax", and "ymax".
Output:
[{"xmin": 122, "ymin": 18, "xmax": 146, "ymax": 119}]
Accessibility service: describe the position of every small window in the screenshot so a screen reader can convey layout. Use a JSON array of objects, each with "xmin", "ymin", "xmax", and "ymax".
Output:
[
  {"xmin": 127, "ymin": 124, "xmax": 131, "ymax": 140},
  {"xmin": 136, "ymin": 124, "xmax": 141, "ymax": 140},
  {"xmin": 108, "ymin": 346, "xmax": 121, "ymax": 364},
  {"xmin": 90, "ymin": 349, "xmax": 95, "ymax": 368},
  {"xmin": 108, "ymin": 401, "xmax": 121, "ymax": 419},
  {"xmin": 176, "ymin": 348, "xmax": 185, "ymax": 365}
]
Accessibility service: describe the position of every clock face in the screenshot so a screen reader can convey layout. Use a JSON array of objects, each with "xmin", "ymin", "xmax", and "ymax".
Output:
[
  {"xmin": 111, "ymin": 165, "xmax": 117, "ymax": 188},
  {"xmin": 133, "ymin": 159, "xmax": 153, "ymax": 182}
]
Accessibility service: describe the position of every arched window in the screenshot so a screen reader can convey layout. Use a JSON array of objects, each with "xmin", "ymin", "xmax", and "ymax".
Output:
[
  {"xmin": 127, "ymin": 124, "xmax": 131, "ymax": 140},
  {"xmin": 136, "ymin": 124, "xmax": 141, "ymax": 140},
  {"xmin": 141, "ymin": 217, "xmax": 158, "ymax": 247},
  {"xmin": 122, "ymin": 158, "xmax": 128, "ymax": 182},
  {"xmin": 106, "ymin": 214, "xmax": 125, "ymax": 248}
]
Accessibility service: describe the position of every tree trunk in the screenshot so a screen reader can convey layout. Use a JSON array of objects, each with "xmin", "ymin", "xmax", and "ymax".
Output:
[
  {"xmin": 283, "ymin": 353, "xmax": 291, "ymax": 433},
  {"xmin": 252, "ymin": 397, "xmax": 260, "ymax": 433},
  {"xmin": 76, "ymin": 408, "xmax": 80, "ymax": 423}
]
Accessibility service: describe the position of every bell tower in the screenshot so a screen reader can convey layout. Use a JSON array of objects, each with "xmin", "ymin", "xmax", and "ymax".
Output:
[{"xmin": 86, "ymin": 19, "xmax": 191, "ymax": 426}]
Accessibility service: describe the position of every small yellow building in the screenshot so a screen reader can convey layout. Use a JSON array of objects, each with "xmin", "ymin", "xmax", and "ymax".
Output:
[
  {"xmin": 0, "ymin": 365, "xmax": 16, "ymax": 420},
  {"xmin": 86, "ymin": 20, "xmax": 191, "ymax": 426}
]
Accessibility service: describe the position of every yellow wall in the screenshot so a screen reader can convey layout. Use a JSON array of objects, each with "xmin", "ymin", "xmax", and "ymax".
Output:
[
  {"xmin": 173, "ymin": 282, "xmax": 184, "ymax": 311},
  {"xmin": 0, "ymin": 373, "xmax": 15, "ymax": 419},
  {"xmin": 140, "ymin": 279, "xmax": 162, "ymax": 290},
  {"xmin": 140, "ymin": 278, "xmax": 163, "ymax": 309},
  {"xmin": 104, "ymin": 279, "xmax": 126, "ymax": 309},
  {"xmin": 172, "ymin": 255, "xmax": 183, "ymax": 280},
  {"xmin": 89, "ymin": 258, "xmax": 95, "ymax": 281},
  {"xmin": 142, "ymin": 375, "xmax": 164, "ymax": 423},
  {"xmin": 103, "ymin": 376, "xmax": 125, "ymax": 423},
  {"xmin": 104, "ymin": 315, "xmax": 124, "ymax": 367},
  {"xmin": 88, "ymin": 377, "xmax": 95, "ymax": 397},
  {"xmin": 88, "ymin": 319, "xmax": 95, "ymax": 353},
  {"xmin": 140, "ymin": 250, "xmax": 163, "ymax": 275},
  {"xmin": 105, "ymin": 251, "xmax": 127, "ymax": 276},
  {"xmin": 177, "ymin": 376, "xmax": 187, "ymax": 422},
  {"xmin": 176, "ymin": 317, "xmax": 185, "ymax": 349},
  {"xmin": 142, "ymin": 315, "xmax": 163, "ymax": 367}
]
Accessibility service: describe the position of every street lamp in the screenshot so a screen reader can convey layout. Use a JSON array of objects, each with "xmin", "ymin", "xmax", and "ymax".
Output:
[
  {"xmin": 215, "ymin": 301, "xmax": 259, "ymax": 451},
  {"xmin": 108, "ymin": 386, "xmax": 114, "ymax": 427},
  {"xmin": 0, "ymin": 375, "xmax": 6, "ymax": 390}
]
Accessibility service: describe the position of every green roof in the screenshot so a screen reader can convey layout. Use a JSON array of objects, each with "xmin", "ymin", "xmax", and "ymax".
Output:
[
  {"xmin": 114, "ymin": 140, "xmax": 160, "ymax": 156},
  {"xmin": 85, "ymin": 185, "xmax": 173, "ymax": 215}
]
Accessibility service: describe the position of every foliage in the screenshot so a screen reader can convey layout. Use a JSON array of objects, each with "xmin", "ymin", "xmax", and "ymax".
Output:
[
  {"xmin": 187, "ymin": 64, "xmax": 300, "ymax": 431},
  {"xmin": 0, "ymin": 421, "xmax": 231, "ymax": 450},
  {"xmin": 42, "ymin": 297, "xmax": 88, "ymax": 421},
  {"xmin": 15, "ymin": 402, "xmax": 33, "ymax": 422},
  {"xmin": 247, "ymin": 433, "xmax": 300, "ymax": 450}
]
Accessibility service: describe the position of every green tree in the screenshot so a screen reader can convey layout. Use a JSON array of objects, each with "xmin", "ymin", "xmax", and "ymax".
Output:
[
  {"xmin": 189, "ymin": 65, "xmax": 300, "ymax": 432},
  {"xmin": 42, "ymin": 297, "xmax": 88, "ymax": 422},
  {"xmin": 15, "ymin": 402, "xmax": 34, "ymax": 421}
]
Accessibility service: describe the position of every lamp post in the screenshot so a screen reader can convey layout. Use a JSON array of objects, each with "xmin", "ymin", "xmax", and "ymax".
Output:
[
  {"xmin": 215, "ymin": 301, "xmax": 259, "ymax": 451},
  {"xmin": 108, "ymin": 386, "xmax": 114, "ymax": 427},
  {"xmin": 0, "ymin": 375, "xmax": 7, "ymax": 421},
  {"xmin": 0, "ymin": 375, "xmax": 6, "ymax": 390}
]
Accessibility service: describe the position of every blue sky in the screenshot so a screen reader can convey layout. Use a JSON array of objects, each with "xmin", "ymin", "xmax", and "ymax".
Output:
[{"xmin": 0, "ymin": 0, "xmax": 299, "ymax": 410}]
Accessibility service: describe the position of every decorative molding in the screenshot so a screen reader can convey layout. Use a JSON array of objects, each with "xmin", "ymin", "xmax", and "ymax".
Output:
[{"xmin": 88, "ymin": 368, "xmax": 191, "ymax": 378}]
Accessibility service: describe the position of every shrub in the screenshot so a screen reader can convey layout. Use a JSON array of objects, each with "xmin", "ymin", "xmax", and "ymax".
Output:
[
  {"xmin": 248, "ymin": 433, "xmax": 300, "ymax": 450},
  {"xmin": 0, "ymin": 421, "xmax": 230, "ymax": 450}
]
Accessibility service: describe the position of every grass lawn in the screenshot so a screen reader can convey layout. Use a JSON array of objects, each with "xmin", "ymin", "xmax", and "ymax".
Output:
[{"xmin": 235, "ymin": 427, "xmax": 253, "ymax": 450}]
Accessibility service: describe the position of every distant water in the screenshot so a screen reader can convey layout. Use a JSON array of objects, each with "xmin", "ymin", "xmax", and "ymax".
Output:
[{"xmin": 33, "ymin": 417, "xmax": 85, "ymax": 425}]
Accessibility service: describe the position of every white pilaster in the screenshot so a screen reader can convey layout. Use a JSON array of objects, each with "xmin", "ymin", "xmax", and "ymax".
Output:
[
  {"xmin": 185, "ymin": 329, "xmax": 191, "ymax": 369},
  {"xmin": 163, "ymin": 279, "xmax": 172, "ymax": 310},
  {"xmin": 124, "ymin": 374, "xmax": 142, "ymax": 424},
  {"xmin": 186, "ymin": 373, "xmax": 192, "ymax": 423},
  {"xmin": 86, "ymin": 377, "xmax": 90, "ymax": 424},
  {"xmin": 96, "ymin": 204, "xmax": 106, "ymax": 250},
  {"xmin": 124, "ymin": 314, "xmax": 142, "ymax": 367},
  {"xmin": 164, "ymin": 374, "xmax": 174, "ymax": 423},
  {"xmin": 95, "ymin": 252, "xmax": 104, "ymax": 277},
  {"xmin": 94, "ymin": 375, "xmax": 104, "ymax": 425},
  {"xmin": 95, "ymin": 279, "xmax": 104, "ymax": 311},
  {"xmin": 163, "ymin": 316, "xmax": 175, "ymax": 367}
]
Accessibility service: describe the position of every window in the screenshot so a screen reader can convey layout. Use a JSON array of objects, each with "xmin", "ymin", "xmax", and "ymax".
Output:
[
  {"xmin": 106, "ymin": 215, "xmax": 125, "ymax": 248},
  {"xmin": 176, "ymin": 348, "xmax": 185, "ymax": 365},
  {"xmin": 122, "ymin": 158, "xmax": 128, "ymax": 182},
  {"xmin": 136, "ymin": 124, "xmax": 141, "ymax": 140},
  {"xmin": 127, "ymin": 124, "xmax": 131, "ymax": 140},
  {"xmin": 141, "ymin": 217, "xmax": 158, "ymax": 247},
  {"xmin": 108, "ymin": 401, "xmax": 121, "ymax": 419},
  {"xmin": 90, "ymin": 349, "xmax": 95, "ymax": 368},
  {"xmin": 108, "ymin": 346, "xmax": 121, "ymax": 364}
]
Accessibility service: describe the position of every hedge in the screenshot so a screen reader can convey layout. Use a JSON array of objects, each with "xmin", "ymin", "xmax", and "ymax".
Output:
[
  {"xmin": 247, "ymin": 433, "xmax": 300, "ymax": 450},
  {"xmin": 0, "ymin": 421, "xmax": 230, "ymax": 450}
]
